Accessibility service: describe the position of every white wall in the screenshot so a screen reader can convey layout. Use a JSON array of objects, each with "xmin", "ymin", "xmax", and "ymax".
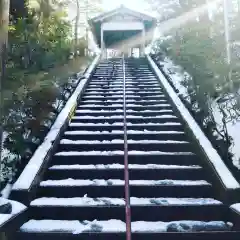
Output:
[{"xmin": 102, "ymin": 21, "xmax": 144, "ymax": 31}]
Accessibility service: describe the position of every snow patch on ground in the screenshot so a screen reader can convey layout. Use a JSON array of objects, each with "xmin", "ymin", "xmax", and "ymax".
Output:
[
  {"xmin": 45, "ymin": 54, "xmax": 100, "ymax": 143},
  {"xmin": 160, "ymin": 56, "xmax": 240, "ymax": 169},
  {"xmin": 1, "ymin": 183, "xmax": 12, "ymax": 198},
  {"xmin": 0, "ymin": 198, "xmax": 27, "ymax": 226},
  {"xmin": 0, "ymin": 198, "xmax": 26, "ymax": 214},
  {"xmin": 9, "ymin": 199, "xmax": 27, "ymax": 215},
  {"xmin": 12, "ymin": 141, "xmax": 52, "ymax": 190},
  {"xmin": 211, "ymin": 100, "xmax": 240, "ymax": 169},
  {"xmin": 161, "ymin": 57, "xmax": 189, "ymax": 99}
]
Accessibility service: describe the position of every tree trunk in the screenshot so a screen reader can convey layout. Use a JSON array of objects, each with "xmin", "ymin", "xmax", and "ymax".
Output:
[
  {"xmin": 0, "ymin": 0, "xmax": 10, "ymax": 187},
  {"xmin": 74, "ymin": 0, "xmax": 80, "ymax": 57},
  {"xmin": 85, "ymin": 0, "xmax": 89, "ymax": 57},
  {"xmin": 238, "ymin": 0, "xmax": 240, "ymax": 15}
]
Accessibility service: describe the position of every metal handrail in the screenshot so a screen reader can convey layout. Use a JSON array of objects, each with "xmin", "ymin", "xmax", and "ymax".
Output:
[{"xmin": 122, "ymin": 55, "xmax": 132, "ymax": 240}]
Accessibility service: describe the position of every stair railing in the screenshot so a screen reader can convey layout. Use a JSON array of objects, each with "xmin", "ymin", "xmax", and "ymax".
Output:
[{"xmin": 122, "ymin": 55, "xmax": 132, "ymax": 240}]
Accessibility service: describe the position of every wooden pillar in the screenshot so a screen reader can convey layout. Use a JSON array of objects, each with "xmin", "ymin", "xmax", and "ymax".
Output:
[
  {"xmin": 129, "ymin": 48, "xmax": 132, "ymax": 57},
  {"xmin": 141, "ymin": 27, "xmax": 146, "ymax": 57},
  {"xmin": 101, "ymin": 24, "xmax": 105, "ymax": 59},
  {"xmin": 101, "ymin": 29, "xmax": 108, "ymax": 59}
]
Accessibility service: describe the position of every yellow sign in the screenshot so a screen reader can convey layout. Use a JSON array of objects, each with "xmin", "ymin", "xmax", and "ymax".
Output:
[{"xmin": 68, "ymin": 102, "xmax": 77, "ymax": 121}]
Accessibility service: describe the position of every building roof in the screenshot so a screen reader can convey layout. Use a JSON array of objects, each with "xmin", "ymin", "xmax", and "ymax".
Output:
[
  {"xmin": 89, "ymin": 5, "xmax": 157, "ymax": 48},
  {"xmin": 90, "ymin": 4, "xmax": 156, "ymax": 23}
]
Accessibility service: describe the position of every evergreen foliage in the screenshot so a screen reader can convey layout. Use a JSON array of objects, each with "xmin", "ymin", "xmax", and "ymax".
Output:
[
  {"xmin": 150, "ymin": 0, "xmax": 240, "ymax": 179},
  {"xmin": 0, "ymin": 0, "xmax": 97, "ymax": 185}
]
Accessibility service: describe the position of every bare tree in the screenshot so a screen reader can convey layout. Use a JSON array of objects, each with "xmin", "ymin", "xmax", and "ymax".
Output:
[
  {"xmin": 67, "ymin": 0, "xmax": 103, "ymax": 56},
  {"xmin": 0, "ymin": 0, "xmax": 10, "ymax": 186}
]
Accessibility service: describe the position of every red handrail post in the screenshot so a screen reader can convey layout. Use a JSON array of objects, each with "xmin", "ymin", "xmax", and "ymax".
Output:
[{"xmin": 122, "ymin": 56, "xmax": 132, "ymax": 240}]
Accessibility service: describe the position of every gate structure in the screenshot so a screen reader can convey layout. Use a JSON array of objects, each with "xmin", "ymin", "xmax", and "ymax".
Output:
[{"xmin": 89, "ymin": 5, "xmax": 157, "ymax": 58}]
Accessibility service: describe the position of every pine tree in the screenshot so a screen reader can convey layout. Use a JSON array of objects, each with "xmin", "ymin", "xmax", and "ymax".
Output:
[{"xmin": 151, "ymin": 0, "xmax": 240, "ymax": 176}]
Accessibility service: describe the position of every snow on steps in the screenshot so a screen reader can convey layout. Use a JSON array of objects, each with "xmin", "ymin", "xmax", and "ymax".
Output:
[
  {"xmin": 69, "ymin": 122, "xmax": 124, "ymax": 126},
  {"xmin": 10, "ymin": 57, "xmax": 240, "ymax": 238},
  {"xmin": 76, "ymin": 109, "xmax": 172, "ymax": 113},
  {"xmin": 85, "ymin": 92, "xmax": 163, "ymax": 96},
  {"xmin": 60, "ymin": 139, "xmax": 189, "ymax": 145},
  {"xmin": 69, "ymin": 122, "xmax": 181, "ymax": 127},
  {"xmin": 84, "ymin": 91, "xmax": 162, "ymax": 95},
  {"xmin": 72, "ymin": 115, "xmax": 176, "ymax": 119},
  {"xmin": 76, "ymin": 109, "xmax": 124, "ymax": 113},
  {"xmin": 49, "ymin": 164, "xmax": 201, "ymax": 170},
  {"xmin": 73, "ymin": 115, "xmax": 124, "ymax": 119},
  {"xmin": 147, "ymin": 55, "xmax": 240, "ymax": 191},
  {"xmin": 55, "ymin": 150, "xmax": 195, "ymax": 156},
  {"xmin": 20, "ymin": 219, "xmax": 232, "ymax": 233},
  {"xmin": 40, "ymin": 179, "xmax": 211, "ymax": 187},
  {"xmin": 78, "ymin": 104, "xmax": 171, "ymax": 107},
  {"xmin": 64, "ymin": 130, "xmax": 185, "ymax": 135},
  {"xmin": 11, "ymin": 55, "xmax": 101, "ymax": 191},
  {"xmin": 82, "ymin": 99, "xmax": 167, "ymax": 103},
  {"xmin": 30, "ymin": 197, "xmax": 222, "ymax": 207},
  {"xmin": 83, "ymin": 94, "xmax": 165, "ymax": 98},
  {"xmin": 85, "ymin": 88, "xmax": 163, "ymax": 92}
]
